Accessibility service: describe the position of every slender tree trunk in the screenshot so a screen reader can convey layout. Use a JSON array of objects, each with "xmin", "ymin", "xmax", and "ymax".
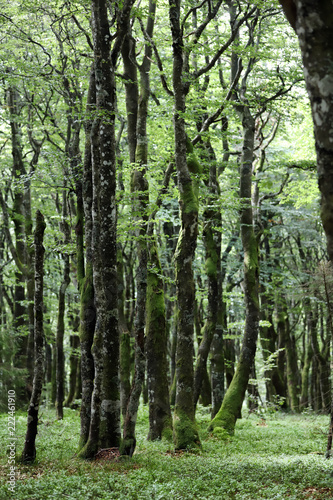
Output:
[
  {"xmin": 56, "ymin": 190, "xmax": 71, "ymax": 420},
  {"xmin": 146, "ymin": 240, "xmax": 172, "ymax": 440},
  {"xmin": 64, "ymin": 334, "xmax": 80, "ymax": 407},
  {"xmin": 7, "ymin": 86, "xmax": 29, "ymax": 406},
  {"xmin": 121, "ymin": 0, "xmax": 161, "ymax": 454},
  {"xmin": 78, "ymin": 66, "xmax": 96, "ymax": 451},
  {"xmin": 300, "ymin": 303, "xmax": 314, "ymax": 409},
  {"xmin": 118, "ymin": 246, "xmax": 131, "ymax": 419},
  {"xmin": 209, "ymin": 107, "xmax": 259, "ymax": 435},
  {"xmin": 21, "ymin": 211, "xmax": 46, "ymax": 462},
  {"xmin": 277, "ymin": 298, "xmax": 299, "ymax": 412}
]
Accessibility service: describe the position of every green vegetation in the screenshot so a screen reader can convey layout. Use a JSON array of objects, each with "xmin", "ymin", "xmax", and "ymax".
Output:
[{"xmin": 0, "ymin": 406, "xmax": 332, "ymax": 499}]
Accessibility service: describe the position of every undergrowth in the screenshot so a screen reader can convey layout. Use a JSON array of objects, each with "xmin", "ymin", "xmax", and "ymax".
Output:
[{"xmin": 0, "ymin": 405, "xmax": 332, "ymax": 499}]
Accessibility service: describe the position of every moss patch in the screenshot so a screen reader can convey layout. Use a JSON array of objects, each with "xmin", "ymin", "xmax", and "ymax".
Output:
[{"xmin": 173, "ymin": 410, "xmax": 201, "ymax": 451}]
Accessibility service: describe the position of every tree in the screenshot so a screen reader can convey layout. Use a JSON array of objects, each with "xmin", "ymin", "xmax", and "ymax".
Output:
[
  {"xmin": 78, "ymin": 0, "xmax": 135, "ymax": 459},
  {"xmin": 21, "ymin": 210, "xmax": 46, "ymax": 462},
  {"xmin": 278, "ymin": 1, "xmax": 333, "ymax": 261}
]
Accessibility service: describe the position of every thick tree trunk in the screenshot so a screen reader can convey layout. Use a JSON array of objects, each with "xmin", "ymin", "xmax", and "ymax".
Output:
[
  {"xmin": 79, "ymin": 0, "xmax": 135, "ymax": 458},
  {"xmin": 279, "ymin": 1, "xmax": 333, "ymax": 261},
  {"xmin": 209, "ymin": 107, "xmax": 259, "ymax": 435},
  {"xmin": 21, "ymin": 211, "xmax": 46, "ymax": 462},
  {"xmin": 93, "ymin": 0, "xmax": 121, "ymax": 451},
  {"xmin": 169, "ymin": 0, "xmax": 201, "ymax": 451}
]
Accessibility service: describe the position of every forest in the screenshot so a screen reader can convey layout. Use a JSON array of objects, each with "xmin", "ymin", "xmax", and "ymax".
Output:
[{"xmin": 1, "ymin": 0, "xmax": 333, "ymax": 498}]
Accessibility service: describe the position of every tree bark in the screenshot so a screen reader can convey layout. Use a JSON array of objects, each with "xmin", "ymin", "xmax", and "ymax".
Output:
[
  {"xmin": 279, "ymin": 1, "xmax": 333, "ymax": 262},
  {"xmin": 169, "ymin": 0, "xmax": 202, "ymax": 449},
  {"xmin": 55, "ymin": 190, "xmax": 71, "ymax": 420},
  {"xmin": 21, "ymin": 210, "xmax": 46, "ymax": 462},
  {"xmin": 209, "ymin": 106, "xmax": 259, "ymax": 435},
  {"xmin": 79, "ymin": 0, "xmax": 135, "ymax": 458},
  {"xmin": 121, "ymin": 0, "xmax": 162, "ymax": 455},
  {"xmin": 193, "ymin": 142, "xmax": 222, "ymax": 411},
  {"xmin": 146, "ymin": 240, "xmax": 172, "ymax": 441},
  {"xmin": 78, "ymin": 66, "xmax": 96, "ymax": 451},
  {"xmin": 64, "ymin": 334, "xmax": 80, "ymax": 407}
]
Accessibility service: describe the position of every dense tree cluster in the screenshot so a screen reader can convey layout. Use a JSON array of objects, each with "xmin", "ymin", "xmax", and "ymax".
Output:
[{"xmin": 0, "ymin": 0, "xmax": 331, "ymax": 460}]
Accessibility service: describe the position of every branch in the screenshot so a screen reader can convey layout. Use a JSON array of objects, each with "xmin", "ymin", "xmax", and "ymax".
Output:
[
  {"xmin": 192, "ymin": 59, "xmax": 243, "ymax": 145},
  {"xmin": 147, "ymin": 161, "xmax": 175, "ymax": 236},
  {"xmin": 259, "ymin": 172, "xmax": 290, "ymax": 204},
  {"xmin": 194, "ymin": 6, "xmax": 257, "ymax": 79},
  {"xmin": 0, "ymin": 190, "xmax": 26, "ymax": 275},
  {"xmin": 181, "ymin": 0, "xmax": 208, "ymax": 38},
  {"xmin": 138, "ymin": 18, "xmax": 174, "ymax": 97},
  {"xmin": 71, "ymin": 14, "xmax": 93, "ymax": 51}
]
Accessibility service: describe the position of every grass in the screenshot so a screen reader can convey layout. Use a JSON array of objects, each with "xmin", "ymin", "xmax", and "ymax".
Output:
[{"xmin": 0, "ymin": 405, "xmax": 333, "ymax": 499}]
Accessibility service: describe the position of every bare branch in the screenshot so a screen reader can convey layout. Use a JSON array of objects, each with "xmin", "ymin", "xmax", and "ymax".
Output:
[{"xmin": 138, "ymin": 18, "xmax": 174, "ymax": 97}]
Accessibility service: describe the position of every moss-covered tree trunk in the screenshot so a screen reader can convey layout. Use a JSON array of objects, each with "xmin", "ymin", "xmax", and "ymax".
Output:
[
  {"xmin": 64, "ymin": 334, "xmax": 80, "ymax": 408},
  {"xmin": 79, "ymin": 0, "xmax": 135, "ymax": 458},
  {"xmin": 56, "ymin": 189, "xmax": 71, "ymax": 421},
  {"xmin": 146, "ymin": 240, "xmax": 172, "ymax": 440},
  {"xmin": 277, "ymin": 298, "xmax": 299, "ymax": 412},
  {"xmin": 121, "ymin": 0, "xmax": 159, "ymax": 455},
  {"xmin": 169, "ymin": 0, "xmax": 201, "ymax": 450},
  {"xmin": 209, "ymin": 106, "xmax": 259, "ymax": 435},
  {"xmin": 193, "ymin": 143, "xmax": 222, "ymax": 410},
  {"xmin": 118, "ymin": 246, "xmax": 131, "ymax": 419},
  {"xmin": 78, "ymin": 66, "xmax": 96, "ymax": 451},
  {"xmin": 21, "ymin": 211, "xmax": 46, "ymax": 462}
]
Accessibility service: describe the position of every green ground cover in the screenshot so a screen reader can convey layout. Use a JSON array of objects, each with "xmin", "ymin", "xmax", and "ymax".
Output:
[{"xmin": 0, "ymin": 406, "xmax": 332, "ymax": 499}]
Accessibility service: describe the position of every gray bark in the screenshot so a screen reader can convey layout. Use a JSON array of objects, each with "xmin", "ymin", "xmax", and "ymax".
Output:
[{"xmin": 21, "ymin": 211, "xmax": 46, "ymax": 462}]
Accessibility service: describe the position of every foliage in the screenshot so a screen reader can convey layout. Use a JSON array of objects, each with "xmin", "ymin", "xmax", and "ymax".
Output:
[{"xmin": 0, "ymin": 406, "xmax": 332, "ymax": 499}]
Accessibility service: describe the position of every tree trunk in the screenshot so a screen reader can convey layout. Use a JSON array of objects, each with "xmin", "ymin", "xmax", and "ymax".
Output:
[
  {"xmin": 279, "ymin": 1, "xmax": 333, "ymax": 262},
  {"xmin": 209, "ymin": 107, "xmax": 259, "ymax": 435},
  {"xmin": 146, "ymin": 240, "xmax": 172, "ymax": 440},
  {"xmin": 79, "ymin": 0, "xmax": 135, "ymax": 458},
  {"xmin": 64, "ymin": 334, "xmax": 80, "ymax": 407},
  {"xmin": 21, "ymin": 210, "xmax": 46, "ymax": 462},
  {"xmin": 118, "ymin": 246, "xmax": 131, "ymax": 419},
  {"xmin": 56, "ymin": 190, "xmax": 71, "ymax": 420},
  {"xmin": 7, "ymin": 85, "xmax": 30, "ymax": 407},
  {"xmin": 193, "ymin": 142, "xmax": 222, "ymax": 410},
  {"xmin": 121, "ymin": 0, "xmax": 158, "ymax": 455},
  {"xmin": 277, "ymin": 298, "xmax": 299, "ymax": 412},
  {"xmin": 78, "ymin": 66, "xmax": 96, "ymax": 451}
]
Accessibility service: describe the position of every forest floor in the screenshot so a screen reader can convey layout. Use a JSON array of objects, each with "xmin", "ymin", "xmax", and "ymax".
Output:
[{"xmin": 0, "ymin": 404, "xmax": 333, "ymax": 499}]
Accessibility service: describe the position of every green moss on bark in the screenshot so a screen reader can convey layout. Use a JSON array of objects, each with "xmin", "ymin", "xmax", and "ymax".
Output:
[
  {"xmin": 173, "ymin": 409, "xmax": 201, "ymax": 451},
  {"xmin": 208, "ymin": 363, "xmax": 249, "ymax": 435},
  {"xmin": 77, "ymin": 439, "xmax": 98, "ymax": 460}
]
